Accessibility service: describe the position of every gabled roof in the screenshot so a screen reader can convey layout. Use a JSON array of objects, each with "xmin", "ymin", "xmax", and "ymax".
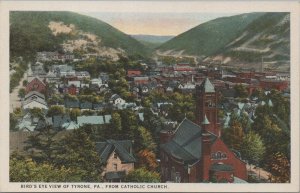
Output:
[
  {"xmin": 29, "ymin": 77, "xmax": 46, "ymax": 86},
  {"xmin": 199, "ymin": 78, "xmax": 215, "ymax": 93},
  {"xmin": 161, "ymin": 118, "xmax": 217, "ymax": 164},
  {"xmin": 53, "ymin": 115, "xmax": 71, "ymax": 128},
  {"xmin": 96, "ymin": 140, "xmax": 136, "ymax": 163},
  {"xmin": 61, "ymin": 121, "xmax": 79, "ymax": 130},
  {"xmin": 110, "ymin": 94, "xmax": 121, "ymax": 101},
  {"xmin": 23, "ymin": 97, "xmax": 47, "ymax": 107},
  {"xmin": 25, "ymin": 91, "xmax": 45, "ymax": 100}
]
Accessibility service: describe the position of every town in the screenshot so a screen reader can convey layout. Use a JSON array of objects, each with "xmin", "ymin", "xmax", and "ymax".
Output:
[{"xmin": 9, "ymin": 49, "xmax": 290, "ymax": 183}]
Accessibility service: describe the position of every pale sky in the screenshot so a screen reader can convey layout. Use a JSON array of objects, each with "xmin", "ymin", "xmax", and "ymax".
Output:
[{"xmin": 81, "ymin": 12, "xmax": 241, "ymax": 36}]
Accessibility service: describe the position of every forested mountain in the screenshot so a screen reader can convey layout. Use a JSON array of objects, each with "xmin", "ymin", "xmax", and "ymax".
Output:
[
  {"xmin": 10, "ymin": 11, "xmax": 150, "ymax": 61},
  {"xmin": 157, "ymin": 12, "xmax": 290, "ymax": 69}
]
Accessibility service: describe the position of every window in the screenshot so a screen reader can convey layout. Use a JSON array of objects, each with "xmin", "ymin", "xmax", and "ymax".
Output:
[
  {"xmin": 211, "ymin": 152, "xmax": 227, "ymax": 160},
  {"xmin": 113, "ymin": 164, "xmax": 117, "ymax": 171},
  {"xmin": 175, "ymin": 172, "xmax": 181, "ymax": 183},
  {"xmin": 114, "ymin": 153, "xmax": 117, "ymax": 159},
  {"xmin": 216, "ymin": 152, "xmax": 222, "ymax": 159},
  {"xmin": 171, "ymin": 167, "xmax": 176, "ymax": 181},
  {"xmin": 221, "ymin": 153, "xmax": 227, "ymax": 159}
]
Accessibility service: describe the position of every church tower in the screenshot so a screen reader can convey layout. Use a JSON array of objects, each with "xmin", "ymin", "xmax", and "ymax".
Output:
[{"xmin": 196, "ymin": 78, "xmax": 220, "ymax": 136}]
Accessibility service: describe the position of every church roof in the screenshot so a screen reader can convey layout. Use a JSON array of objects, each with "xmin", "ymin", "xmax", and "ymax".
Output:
[
  {"xmin": 200, "ymin": 78, "xmax": 215, "ymax": 93},
  {"xmin": 161, "ymin": 118, "xmax": 217, "ymax": 164}
]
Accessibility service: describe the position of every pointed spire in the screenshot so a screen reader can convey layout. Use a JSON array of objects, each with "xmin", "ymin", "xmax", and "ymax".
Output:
[
  {"xmin": 268, "ymin": 99, "xmax": 273, "ymax": 107},
  {"xmin": 202, "ymin": 114, "xmax": 210, "ymax": 125},
  {"xmin": 200, "ymin": 78, "xmax": 215, "ymax": 93}
]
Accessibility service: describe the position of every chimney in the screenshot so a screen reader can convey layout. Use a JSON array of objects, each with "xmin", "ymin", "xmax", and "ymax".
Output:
[{"xmin": 202, "ymin": 132, "xmax": 211, "ymax": 181}]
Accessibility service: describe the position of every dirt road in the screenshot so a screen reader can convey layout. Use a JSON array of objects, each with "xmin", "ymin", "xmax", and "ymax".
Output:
[
  {"xmin": 247, "ymin": 164, "xmax": 271, "ymax": 182},
  {"xmin": 9, "ymin": 66, "xmax": 28, "ymax": 113}
]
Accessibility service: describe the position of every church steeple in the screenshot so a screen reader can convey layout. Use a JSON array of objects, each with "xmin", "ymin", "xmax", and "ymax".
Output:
[
  {"xmin": 196, "ymin": 78, "xmax": 220, "ymax": 136},
  {"xmin": 202, "ymin": 114, "xmax": 210, "ymax": 125}
]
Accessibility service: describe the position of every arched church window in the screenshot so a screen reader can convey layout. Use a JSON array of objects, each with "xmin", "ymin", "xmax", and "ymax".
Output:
[
  {"xmin": 216, "ymin": 152, "xmax": 222, "ymax": 159},
  {"xmin": 211, "ymin": 153, "xmax": 217, "ymax": 160},
  {"xmin": 221, "ymin": 153, "xmax": 227, "ymax": 159}
]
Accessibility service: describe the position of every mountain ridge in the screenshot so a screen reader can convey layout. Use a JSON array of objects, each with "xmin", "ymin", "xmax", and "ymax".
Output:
[
  {"xmin": 10, "ymin": 11, "xmax": 150, "ymax": 60},
  {"xmin": 156, "ymin": 12, "xmax": 290, "ymax": 71}
]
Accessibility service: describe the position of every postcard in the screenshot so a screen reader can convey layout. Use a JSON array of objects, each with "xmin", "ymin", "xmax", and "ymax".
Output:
[{"xmin": 0, "ymin": 0, "xmax": 299, "ymax": 192}]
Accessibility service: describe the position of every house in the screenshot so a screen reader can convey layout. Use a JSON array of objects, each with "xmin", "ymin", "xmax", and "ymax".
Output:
[
  {"xmin": 160, "ymin": 78, "xmax": 247, "ymax": 183},
  {"xmin": 80, "ymin": 101, "xmax": 93, "ymax": 110},
  {"xmin": 52, "ymin": 115, "xmax": 71, "ymax": 129},
  {"xmin": 67, "ymin": 84, "xmax": 78, "ymax": 95},
  {"xmin": 99, "ymin": 73, "xmax": 109, "ymax": 84},
  {"xmin": 24, "ymin": 91, "xmax": 45, "ymax": 101},
  {"xmin": 140, "ymin": 85, "xmax": 149, "ymax": 94},
  {"xmin": 77, "ymin": 116, "xmax": 104, "ymax": 126},
  {"xmin": 127, "ymin": 70, "xmax": 142, "ymax": 77},
  {"xmin": 96, "ymin": 140, "xmax": 136, "ymax": 182},
  {"xmin": 65, "ymin": 99, "xmax": 80, "ymax": 109},
  {"xmin": 93, "ymin": 102, "xmax": 106, "ymax": 111},
  {"xmin": 16, "ymin": 112, "xmax": 41, "ymax": 131},
  {"xmin": 57, "ymin": 65, "xmax": 76, "ymax": 77},
  {"xmin": 22, "ymin": 98, "xmax": 48, "ymax": 110},
  {"xmin": 259, "ymin": 79, "xmax": 288, "ymax": 91},
  {"xmin": 133, "ymin": 76, "xmax": 149, "ymax": 85},
  {"xmin": 91, "ymin": 78, "xmax": 103, "ymax": 87},
  {"xmin": 68, "ymin": 80, "xmax": 81, "ymax": 88},
  {"xmin": 22, "ymin": 92, "xmax": 48, "ymax": 111},
  {"xmin": 26, "ymin": 77, "xmax": 46, "ymax": 94},
  {"xmin": 76, "ymin": 71, "xmax": 91, "ymax": 80},
  {"xmin": 110, "ymin": 94, "xmax": 126, "ymax": 105}
]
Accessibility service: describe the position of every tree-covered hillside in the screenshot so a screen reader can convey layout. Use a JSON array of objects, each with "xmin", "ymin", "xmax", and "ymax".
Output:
[
  {"xmin": 157, "ymin": 13, "xmax": 264, "ymax": 57},
  {"xmin": 10, "ymin": 11, "xmax": 150, "ymax": 60}
]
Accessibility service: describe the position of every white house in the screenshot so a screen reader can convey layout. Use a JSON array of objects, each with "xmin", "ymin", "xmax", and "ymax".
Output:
[
  {"xmin": 22, "ymin": 98, "xmax": 48, "ymax": 110},
  {"xmin": 110, "ymin": 94, "xmax": 126, "ymax": 105},
  {"xmin": 68, "ymin": 80, "xmax": 81, "ymax": 88},
  {"xmin": 91, "ymin": 78, "xmax": 103, "ymax": 87}
]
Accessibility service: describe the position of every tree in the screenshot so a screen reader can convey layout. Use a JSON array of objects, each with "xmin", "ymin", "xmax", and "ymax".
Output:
[
  {"xmin": 18, "ymin": 88, "xmax": 26, "ymax": 98},
  {"xmin": 47, "ymin": 105, "xmax": 65, "ymax": 117},
  {"xmin": 69, "ymin": 108, "xmax": 81, "ymax": 121},
  {"xmin": 267, "ymin": 152, "xmax": 290, "ymax": 183},
  {"xmin": 22, "ymin": 80, "xmax": 28, "ymax": 86},
  {"xmin": 10, "ymin": 113, "xmax": 19, "ymax": 131},
  {"xmin": 240, "ymin": 131, "xmax": 265, "ymax": 166},
  {"xmin": 47, "ymin": 94, "xmax": 64, "ymax": 105},
  {"xmin": 136, "ymin": 126, "xmax": 157, "ymax": 152},
  {"xmin": 25, "ymin": 125, "xmax": 59, "ymax": 164},
  {"xmin": 124, "ymin": 167, "xmax": 160, "ymax": 182},
  {"xmin": 137, "ymin": 149, "xmax": 158, "ymax": 171},
  {"xmin": 55, "ymin": 129, "xmax": 103, "ymax": 182},
  {"xmin": 222, "ymin": 119, "xmax": 244, "ymax": 151},
  {"xmin": 110, "ymin": 112, "xmax": 122, "ymax": 137},
  {"xmin": 234, "ymin": 84, "xmax": 248, "ymax": 98},
  {"xmin": 10, "ymin": 155, "xmax": 77, "ymax": 182}
]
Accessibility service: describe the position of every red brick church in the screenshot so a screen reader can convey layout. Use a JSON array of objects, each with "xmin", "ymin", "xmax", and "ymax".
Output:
[{"xmin": 160, "ymin": 78, "xmax": 247, "ymax": 183}]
